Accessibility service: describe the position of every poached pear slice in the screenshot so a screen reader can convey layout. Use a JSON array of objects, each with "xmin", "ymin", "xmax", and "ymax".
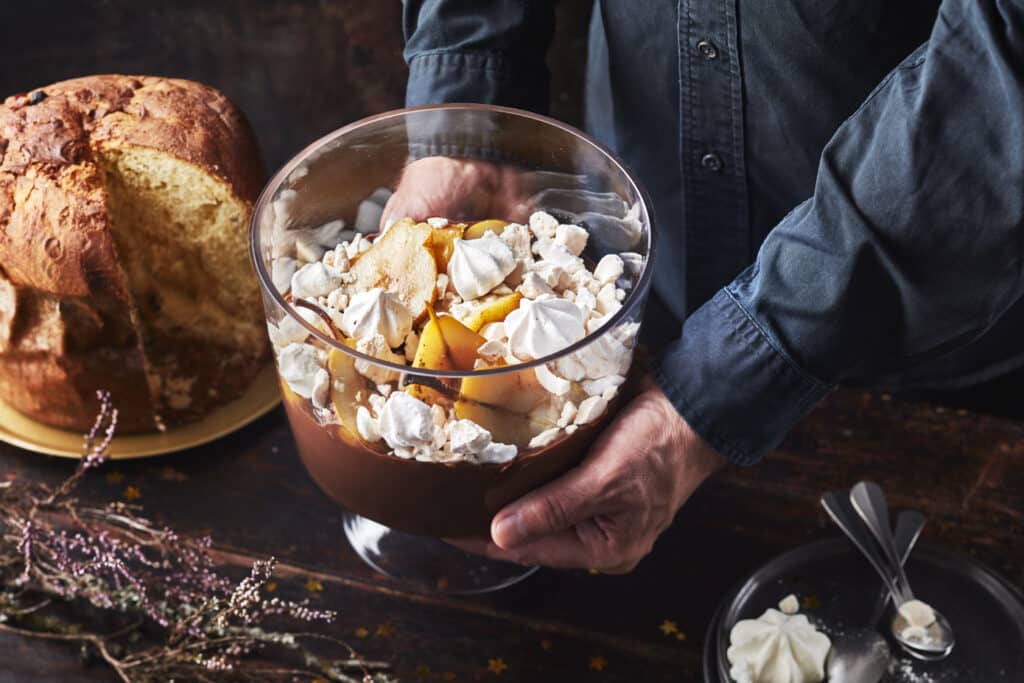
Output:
[
  {"xmin": 407, "ymin": 307, "xmax": 486, "ymax": 403},
  {"xmin": 454, "ymin": 364, "xmax": 554, "ymax": 449},
  {"xmin": 465, "ymin": 292, "xmax": 523, "ymax": 332},
  {"xmin": 464, "ymin": 219, "xmax": 509, "ymax": 240},
  {"xmin": 427, "ymin": 223, "xmax": 467, "ymax": 271}
]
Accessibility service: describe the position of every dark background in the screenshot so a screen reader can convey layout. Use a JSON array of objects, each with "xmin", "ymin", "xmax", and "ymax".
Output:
[{"xmin": 1, "ymin": 1, "xmax": 589, "ymax": 174}]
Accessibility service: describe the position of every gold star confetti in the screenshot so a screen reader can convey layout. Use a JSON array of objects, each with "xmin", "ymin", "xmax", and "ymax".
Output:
[
  {"xmin": 264, "ymin": 582, "xmax": 277, "ymax": 593},
  {"xmin": 305, "ymin": 578, "xmax": 323, "ymax": 593},
  {"xmin": 801, "ymin": 595, "xmax": 821, "ymax": 610},
  {"xmin": 376, "ymin": 623, "xmax": 395, "ymax": 638},
  {"xmin": 158, "ymin": 466, "xmax": 188, "ymax": 482},
  {"xmin": 675, "ymin": 632, "xmax": 687, "ymax": 641},
  {"xmin": 588, "ymin": 568, "xmax": 600, "ymax": 575},
  {"xmin": 588, "ymin": 655, "xmax": 608, "ymax": 672},
  {"xmin": 123, "ymin": 486, "xmax": 142, "ymax": 501},
  {"xmin": 540, "ymin": 639, "xmax": 553, "ymax": 651},
  {"xmin": 415, "ymin": 664, "xmax": 432, "ymax": 678},
  {"xmin": 659, "ymin": 620, "xmax": 678, "ymax": 635},
  {"xmin": 105, "ymin": 470, "xmax": 124, "ymax": 484},
  {"xmin": 354, "ymin": 627, "xmax": 369, "ymax": 638},
  {"xmin": 487, "ymin": 658, "xmax": 508, "ymax": 675},
  {"xmin": 442, "ymin": 673, "xmax": 457, "ymax": 681}
]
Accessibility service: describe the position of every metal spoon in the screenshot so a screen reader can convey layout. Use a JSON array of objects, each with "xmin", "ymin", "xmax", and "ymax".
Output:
[
  {"xmin": 824, "ymin": 505, "xmax": 925, "ymax": 683},
  {"xmin": 850, "ymin": 482, "xmax": 956, "ymax": 660}
]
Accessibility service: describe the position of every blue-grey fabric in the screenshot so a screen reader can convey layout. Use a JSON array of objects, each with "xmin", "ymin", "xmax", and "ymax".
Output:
[{"xmin": 403, "ymin": 0, "xmax": 1024, "ymax": 464}]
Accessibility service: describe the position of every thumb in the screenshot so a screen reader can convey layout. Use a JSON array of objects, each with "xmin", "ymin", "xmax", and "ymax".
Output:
[{"xmin": 490, "ymin": 465, "xmax": 599, "ymax": 550}]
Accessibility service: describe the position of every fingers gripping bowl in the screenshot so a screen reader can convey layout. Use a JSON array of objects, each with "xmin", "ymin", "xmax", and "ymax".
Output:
[{"xmin": 251, "ymin": 105, "xmax": 656, "ymax": 538}]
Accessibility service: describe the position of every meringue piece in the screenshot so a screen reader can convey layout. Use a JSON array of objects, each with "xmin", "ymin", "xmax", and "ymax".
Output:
[
  {"xmin": 378, "ymin": 383, "xmax": 394, "ymax": 398},
  {"xmin": 354, "ymin": 334, "xmax": 404, "ymax": 385},
  {"xmin": 368, "ymin": 392, "xmax": 387, "ymax": 417},
  {"xmin": 311, "ymin": 368, "xmax": 331, "ymax": 409},
  {"xmin": 779, "ymin": 594, "xmax": 800, "ymax": 615},
  {"xmin": 557, "ymin": 400, "xmax": 578, "ymax": 428},
  {"xmin": 326, "ymin": 288, "xmax": 350, "ymax": 312},
  {"xmin": 534, "ymin": 240, "xmax": 586, "ymax": 275},
  {"xmin": 449, "ymin": 419, "xmax": 493, "ymax": 457},
  {"xmin": 596, "ymin": 282, "xmax": 623, "ymax": 316},
  {"xmin": 341, "ymin": 288, "xmax": 413, "ymax": 348},
  {"xmin": 555, "ymin": 334, "xmax": 631, "ymax": 382},
  {"xmin": 528, "ymin": 211, "xmax": 559, "ymax": 241},
  {"xmin": 898, "ymin": 600, "xmax": 936, "ymax": 628},
  {"xmin": 478, "ymin": 441, "xmax": 518, "ymax": 464},
  {"xmin": 291, "ymin": 262, "xmax": 345, "ymax": 299},
  {"xmin": 278, "ymin": 343, "xmax": 326, "ymax": 399},
  {"xmin": 479, "ymin": 322, "xmax": 507, "ymax": 341},
  {"xmin": 569, "ymin": 268, "xmax": 599, "ymax": 295},
  {"xmin": 447, "ymin": 233, "xmax": 517, "ymax": 300},
  {"xmin": 529, "ymin": 427, "xmax": 562, "ymax": 449},
  {"xmin": 530, "ymin": 261, "xmax": 569, "ymax": 291},
  {"xmin": 565, "ymin": 424, "xmax": 579, "ymax": 435},
  {"xmin": 594, "ymin": 254, "xmax": 625, "ymax": 284},
  {"xmin": 518, "ymin": 271, "xmax": 556, "ymax": 299},
  {"xmin": 505, "ymin": 296, "xmax": 586, "ymax": 360},
  {"xmin": 586, "ymin": 312, "xmax": 615, "ymax": 335},
  {"xmin": 574, "ymin": 287, "xmax": 598, "ymax": 319},
  {"xmin": 500, "ymin": 223, "xmax": 533, "ymax": 263},
  {"xmin": 535, "ymin": 364, "xmax": 572, "ymax": 396},
  {"xmin": 555, "ymin": 224, "xmax": 589, "ymax": 256},
  {"xmin": 322, "ymin": 248, "xmax": 350, "ymax": 273},
  {"xmin": 378, "ymin": 391, "xmax": 435, "ymax": 457},
  {"xmin": 581, "ymin": 374, "xmax": 625, "ymax": 397},
  {"xmin": 272, "ymin": 256, "xmax": 298, "ymax": 293},
  {"xmin": 340, "ymin": 235, "xmax": 372, "ymax": 260},
  {"xmin": 726, "ymin": 609, "xmax": 830, "ymax": 683},
  {"xmin": 427, "ymin": 217, "xmax": 449, "ymax": 228},
  {"xmin": 477, "ymin": 340, "xmax": 508, "ymax": 363},
  {"xmin": 356, "ymin": 406, "xmax": 382, "ymax": 442},
  {"xmin": 268, "ymin": 307, "xmax": 330, "ymax": 349},
  {"xmin": 575, "ymin": 396, "xmax": 608, "ymax": 425}
]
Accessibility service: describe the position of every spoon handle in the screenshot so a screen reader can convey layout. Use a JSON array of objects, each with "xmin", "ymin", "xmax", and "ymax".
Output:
[
  {"xmin": 867, "ymin": 510, "xmax": 926, "ymax": 625},
  {"xmin": 850, "ymin": 482, "xmax": 915, "ymax": 604},
  {"xmin": 821, "ymin": 492, "xmax": 907, "ymax": 605}
]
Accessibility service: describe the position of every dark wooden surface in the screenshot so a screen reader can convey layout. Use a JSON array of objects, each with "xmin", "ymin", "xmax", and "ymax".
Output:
[{"xmin": 1, "ymin": 386, "xmax": 1023, "ymax": 682}]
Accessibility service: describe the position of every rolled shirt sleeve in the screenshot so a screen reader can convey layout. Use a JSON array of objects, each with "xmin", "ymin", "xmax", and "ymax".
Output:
[
  {"xmin": 655, "ymin": 0, "xmax": 1024, "ymax": 464},
  {"xmin": 402, "ymin": 0, "xmax": 555, "ymax": 113}
]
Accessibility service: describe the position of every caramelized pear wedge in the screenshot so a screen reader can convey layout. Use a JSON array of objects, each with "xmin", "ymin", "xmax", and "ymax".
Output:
[
  {"xmin": 427, "ymin": 223, "xmax": 466, "ymax": 271},
  {"xmin": 465, "ymin": 292, "xmax": 522, "ymax": 332},
  {"xmin": 408, "ymin": 307, "xmax": 485, "ymax": 403},
  {"xmin": 464, "ymin": 219, "xmax": 509, "ymax": 240},
  {"xmin": 347, "ymin": 218, "xmax": 437, "ymax": 318},
  {"xmin": 454, "ymin": 364, "xmax": 554, "ymax": 448},
  {"xmin": 327, "ymin": 340, "xmax": 373, "ymax": 446}
]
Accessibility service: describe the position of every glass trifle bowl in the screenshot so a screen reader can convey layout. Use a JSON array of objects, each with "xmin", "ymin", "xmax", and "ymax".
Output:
[{"xmin": 251, "ymin": 105, "xmax": 656, "ymax": 593}]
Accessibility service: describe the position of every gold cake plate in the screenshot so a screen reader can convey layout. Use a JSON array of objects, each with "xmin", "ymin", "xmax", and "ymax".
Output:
[{"xmin": 0, "ymin": 365, "xmax": 281, "ymax": 459}]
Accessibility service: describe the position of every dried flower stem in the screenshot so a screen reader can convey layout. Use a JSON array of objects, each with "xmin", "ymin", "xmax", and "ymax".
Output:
[{"xmin": 0, "ymin": 392, "xmax": 392, "ymax": 682}]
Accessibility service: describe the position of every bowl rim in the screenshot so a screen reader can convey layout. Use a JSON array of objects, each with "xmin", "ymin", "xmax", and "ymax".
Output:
[{"xmin": 250, "ymin": 103, "xmax": 658, "ymax": 378}]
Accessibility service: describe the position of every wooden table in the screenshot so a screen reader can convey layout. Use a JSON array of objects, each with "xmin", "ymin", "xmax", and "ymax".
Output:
[{"xmin": 1, "ymin": 383, "xmax": 1022, "ymax": 682}]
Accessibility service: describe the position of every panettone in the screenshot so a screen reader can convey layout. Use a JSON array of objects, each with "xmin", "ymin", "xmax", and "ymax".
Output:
[{"xmin": 0, "ymin": 75, "xmax": 269, "ymax": 433}]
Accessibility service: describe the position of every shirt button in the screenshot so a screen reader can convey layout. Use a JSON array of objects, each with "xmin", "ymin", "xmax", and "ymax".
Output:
[
  {"xmin": 701, "ymin": 152, "xmax": 723, "ymax": 172},
  {"xmin": 697, "ymin": 39, "xmax": 719, "ymax": 60}
]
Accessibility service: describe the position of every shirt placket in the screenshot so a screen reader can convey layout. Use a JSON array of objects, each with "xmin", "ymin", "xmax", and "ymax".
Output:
[{"xmin": 678, "ymin": 0, "xmax": 750, "ymax": 312}]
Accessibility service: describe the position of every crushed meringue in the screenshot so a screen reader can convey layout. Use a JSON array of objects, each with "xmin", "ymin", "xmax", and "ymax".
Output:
[{"xmin": 278, "ymin": 343, "xmax": 326, "ymax": 399}]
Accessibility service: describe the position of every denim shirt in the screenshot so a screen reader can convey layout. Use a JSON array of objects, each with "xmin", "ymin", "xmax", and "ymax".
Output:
[{"xmin": 403, "ymin": 1, "xmax": 1024, "ymax": 464}]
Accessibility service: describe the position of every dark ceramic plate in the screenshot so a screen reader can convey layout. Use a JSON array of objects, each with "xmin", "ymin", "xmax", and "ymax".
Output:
[{"xmin": 704, "ymin": 538, "xmax": 1024, "ymax": 682}]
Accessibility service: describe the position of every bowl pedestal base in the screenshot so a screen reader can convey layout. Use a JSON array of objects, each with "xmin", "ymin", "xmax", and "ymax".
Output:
[{"xmin": 342, "ymin": 512, "xmax": 537, "ymax": 594}]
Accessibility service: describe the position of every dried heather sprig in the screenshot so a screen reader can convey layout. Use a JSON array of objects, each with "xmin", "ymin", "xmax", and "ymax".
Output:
[{"xmin": 0, "ymin": 391, "xmax": 392, "ymax": 682}]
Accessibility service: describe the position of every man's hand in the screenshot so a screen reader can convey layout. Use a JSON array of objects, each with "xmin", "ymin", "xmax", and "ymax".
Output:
[
  {"xmin": 452, "ymin": 378, "xmax": 727, "ymax": 573},
  {"xmin": 381, "ymin": 157, "xmax": 530, "ymax": 228}
]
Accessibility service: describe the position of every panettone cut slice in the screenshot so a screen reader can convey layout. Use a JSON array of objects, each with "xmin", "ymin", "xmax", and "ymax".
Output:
[{"xmin": 0, "ymin": 75, "xmax": 269, "ymax": 433}]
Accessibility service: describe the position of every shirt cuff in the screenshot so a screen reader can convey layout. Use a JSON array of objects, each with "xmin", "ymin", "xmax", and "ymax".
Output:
[
  {"xmin": 652, "ymin": 287, "xmax": 833, "ymax": 466},
  {"xmin": 406, "ymin": 51, "xmax": 549, "ymax": 113}
]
